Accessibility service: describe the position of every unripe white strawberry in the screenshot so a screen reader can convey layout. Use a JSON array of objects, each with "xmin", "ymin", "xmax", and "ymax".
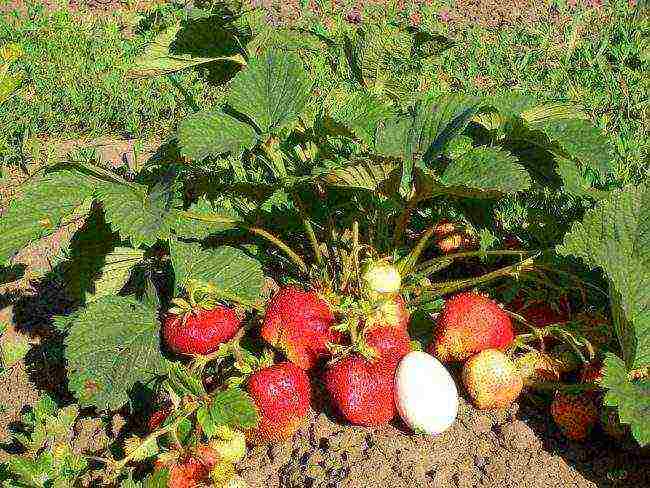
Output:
[{"xmin": 362, "ymin": 261, "xmax": 401, "ymax": 297}]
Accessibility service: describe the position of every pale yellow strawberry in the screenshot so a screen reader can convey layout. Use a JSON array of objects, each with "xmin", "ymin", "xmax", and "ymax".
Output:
[{"xmin": 462, "ymin": 349, "xmax": 523, "ymax": 410}]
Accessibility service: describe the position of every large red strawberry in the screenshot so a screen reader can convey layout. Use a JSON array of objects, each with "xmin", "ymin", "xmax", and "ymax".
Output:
[
  {"xmin": 246, "ymin": 362, "xmax": 311, "ymax": 444},
  {"xmin": 324, "ymin": 355, "xmax": 396, "ymax": 426},
  {"xmin": 164, "ymin": 305, "xmax": 242, "ymax": 356},
  {"xmin": 429, "ymin": 292, "xmax": 514, "ymax": 362},
  {"xmin": 550, "ymin": 392, "xmax": 598, "ymax": 441},
  {"xmin": 261, "ymin": 287, "xmax": 341, "ymax": 369},
  {"xmin": 363, "ymin": 325, "xmax": 411, "ymax": 368}
]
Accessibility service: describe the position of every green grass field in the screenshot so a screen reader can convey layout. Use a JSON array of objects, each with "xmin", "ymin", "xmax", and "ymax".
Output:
[{"xmin": 0, "ymin": 0, "xmax": 647, "ymax": 183}]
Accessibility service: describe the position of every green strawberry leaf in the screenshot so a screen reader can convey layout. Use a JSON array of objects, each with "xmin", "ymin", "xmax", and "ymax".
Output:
[
  {"xmin": 227, "ymin": 50, "xmax": 312, "ymax": 134},
  {"xmin": 196, "ymin": 405, "xmax": 218, "ymax": 439},
  {"xmin": 166, "ymin": 362, "xmax": 206, "ymax": 397},
  {"xmin": 374, "ymin": 93, "xmax": 482, "ymax": 195},
  {"xmin": 375, "ymin": 116, "xmax": 411, "ymax": 159},
  {"xmin": 143, "ymin": 468, "xmax": 170, "ymax": 488},
  {"xmin": 524, "ymin": 116, "xmax": 614, "ymax": 178},
  {"xmin": 487, "ymin": 97, "xmax": 614, "ymax": 178},
  {"xmin": 555, "ymin": 157, "xmax": 609, "ymax": 200},
  {"xmin": 601, "ymin": 354, "xmax": 650, "ymax": 446},
  {"xmin": 96, "ymin": 179, "xmax": 179, "ymax": 248},
  {"xmin": 408, "ymin": 93, "xmax": 483, "ymax": 164},
  {"xmin": 61, "ymin": 214, "xmax": 144, "ymax": 303},
  {"xmin": 209, "ymin": 388, "xmax": 259, "ymax": 430},
  {"xmin": 558, "ymin": 183, "xmax": 650, "ymax": 370},
  {"xmin": 178, "ymin": 110, "xmax": 257, "ymax": 161},
  {"xmin": 0, "ymin": 169, "xmax": 95, "ymax": 266},
  {"xmin": 83, "ymin": 247, "xmax": 144, "ymax": 303},
  {"xmin": 330, "ymin": 91, "xmax": 393, "ymax": 146},
  {"xmin": 439, "ymin": 147, "xmax": 531, "ymax": 195},
  {"xmin": 173, "ymin": 197, "xmax": 242, "ymax": 240},
  {"xmin": 169, "ymin": 239, "xmax": 263, "ymax": 306},
  {"xmin": 63, "ymin": 296, "xmax": 166, "ymax": 411},
  {"xmin": 128, "ymin": 22, "xmax": 245, "ymax": 78},
  {"xmin": 322, "ymin": 160, "xmax": 399, "ymax": 193}
]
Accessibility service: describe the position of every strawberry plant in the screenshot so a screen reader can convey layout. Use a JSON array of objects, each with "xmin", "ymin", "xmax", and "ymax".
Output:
[
  {"xmin": 556, "ymin": 183, "xmax": 650, "ymax": 445},
  {"xmin": 2, "ymin": 395, "xmax": 87, "ymax": 487},
  {"xmin": 0, "ymin": 2, "xmax": 648, "ymax": 484}
]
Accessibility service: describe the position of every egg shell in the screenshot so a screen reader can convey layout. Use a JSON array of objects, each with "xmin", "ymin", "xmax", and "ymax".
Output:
[{"xmin": 394, "ymin": 351, "xmax": 458, "ymax": 435}]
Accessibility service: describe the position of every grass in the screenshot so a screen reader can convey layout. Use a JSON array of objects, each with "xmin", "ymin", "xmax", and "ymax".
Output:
[
  {"xmin": 0, "ymin": 0, "xmax": 647, "ymax": 184},
  {"xmin": 0, "ymin": 2, "xmax": 222, "ymax": 157},
  {"xmin": 431, "ymin": 1, "xmax": 649, "ymax": 184}
]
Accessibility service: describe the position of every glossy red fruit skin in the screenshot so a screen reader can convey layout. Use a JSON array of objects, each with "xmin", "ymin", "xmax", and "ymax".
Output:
[
  {"xmin": 261, "ymin": 286, "xmax": 341, "ymax": 369},
  {"xmin": 364, "ymin": 326, "xmax": 411, "ymax": 369},
  {"xmin": 163, "ymin": 306, "xmax": 242, "ymax": 356},
  {"xmin": 148, "ymin": 407, "xmax": 171, "ymax": 432},
  {"xmin": 324, "ymin": 355, "xmax": 396, "ymax": 427},
  {"xmin": 246, "ymin": 362, "xmax": 311, "ymax": 444},
  {"xmin": 429, "ymin": 292, "xmax": 514, "ymax": 362}
]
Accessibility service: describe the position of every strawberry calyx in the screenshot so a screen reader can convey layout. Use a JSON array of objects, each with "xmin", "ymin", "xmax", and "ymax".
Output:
[{"xmin": 169, "ymin": 280, "xmax": 224, "ymax": 317}]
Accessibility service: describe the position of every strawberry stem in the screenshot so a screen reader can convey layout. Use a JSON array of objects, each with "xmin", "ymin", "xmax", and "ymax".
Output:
[
  {"xmin": 415, "ymin": 249, "xmax": 533, "ymax": 273},
  {"xmin": 293, "ymin": 191, "xmax": 323, "ymax": 268},
  {"xmin": 397, "ymin": 226, "xmax": 436, "ymax": 276},
  {"xmin": 106, "ymin": 404, "xmax": 198, "ymax": 480},
  {"xmin": 416, "ymin": 255, "xmax": 538, "ymax": 300},
  {"xmin": 180, "ymin": 210, "xmax": 308, "ymax": 274}
]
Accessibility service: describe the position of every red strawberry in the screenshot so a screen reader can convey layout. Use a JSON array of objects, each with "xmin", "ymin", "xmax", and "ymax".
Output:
[
  {"xmin": 432, "ymin": 220, "xmax": 477, "ymax": 254},
  {"xmin": 436, "ymin": 233, "xmax": 477, "ymax": 254},
  {"xmin": 503, "ymin": 234, "xmax": 522, "ymax": 250},
  {"xmin": 364, "ymin": 326, "xmax": 411, "ymax": 368},
  {"xmin": 462, "ymin": 349, "xmax": 523, "ymax": 410},
  {"xmin": 246, "ymin": 362, "xmax": 311, "ymax": 444},
  {"xmin": 550, "ymin": 392, "xmax": 598, "ymax": 441},
  {"xmin": 148, "ymin": 407, "xmax": 171, "ymax": 432},
  {"xmin": 163, "ymin": 306, "xmax": 242, "ymax": 356},
  {"xmin": 324, "ymin": 355, "xmax": 396, "ymax": 426},
  {"xmin": 433, "ymin": 220, "xmax": 457, "ymax": 238},
  {"xmin": 261, "ymin": 287, "xmax": 341, "ymax": 369},
  {"xmin": 579, "ymin": 362, "xmax": 604, "ymax": 384},
  {"xmin": 429, "ymin": 292, "xmax": 514, "ymax": 362},
  {"xmin": 154, "ymin": 444, "xmax": 218, "ymax": 488}
]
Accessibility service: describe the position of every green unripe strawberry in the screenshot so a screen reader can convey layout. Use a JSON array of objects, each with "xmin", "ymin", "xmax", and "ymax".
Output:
[{"xmin": 209, "ymin": 426, "xmax": 246, "ymax": 463}]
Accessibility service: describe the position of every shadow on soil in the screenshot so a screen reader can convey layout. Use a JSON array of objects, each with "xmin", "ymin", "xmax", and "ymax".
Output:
[{"xmin": 515, "ymin": 400, "xmax": 650, "ymax": 488}]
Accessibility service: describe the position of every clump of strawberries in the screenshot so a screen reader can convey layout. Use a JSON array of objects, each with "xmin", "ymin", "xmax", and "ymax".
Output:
[{"xmin": 138, "ymin": 254, "xmax": 625, "ymax": 486}]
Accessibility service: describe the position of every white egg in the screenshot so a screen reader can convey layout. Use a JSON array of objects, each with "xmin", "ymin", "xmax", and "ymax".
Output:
[{"xmin": 394, "ymin": 351, "xmax": 458, "ymax": 435}]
